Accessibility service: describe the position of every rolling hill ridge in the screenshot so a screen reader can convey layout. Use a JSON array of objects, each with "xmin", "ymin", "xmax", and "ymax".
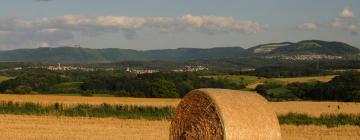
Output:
[{"xmin": 0, "ymin": 40, "xmax": 358, "ymax": 63}]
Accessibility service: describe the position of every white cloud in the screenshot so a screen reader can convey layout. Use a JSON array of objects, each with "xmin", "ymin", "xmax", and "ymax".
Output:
[
  {"xmin": 340, "ymin": 8, "xmax": 354, "ymax": 18},
  {"xmin": 331, "ymin": 8, "xmax": 358, "ymax": 35},
  {"xmin": 297, "ymin": 23, "xmax": 318, "ymax": 30},
  {"xmin": 0, "ymin": 14, "xmax": 265, "ymax": 48}
]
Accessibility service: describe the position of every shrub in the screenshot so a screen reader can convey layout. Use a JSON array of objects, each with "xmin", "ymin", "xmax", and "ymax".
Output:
[{"xmin": 13, "ymin": 85, "xmax": 32, "ymax": 94}]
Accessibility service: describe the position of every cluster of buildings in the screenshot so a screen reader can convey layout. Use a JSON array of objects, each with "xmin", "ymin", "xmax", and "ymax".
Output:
[
  {"xmin": 265, "ymin": 54, "xmax": 343, "ymax": 61},
  {"xmin": 46, "ymin": 64, "xmax": 95, "ymax": 72},
  {"xmin": 172, "ymin": 66, "xmax": 208, "ymax": 72},
  {"xmin": 125, "ymin": 65, "xmax": 209, "ymax": 75},
  {"xmin": 0, "ymin": 67, "xmax": 22, "ymax": 72},
  {"xmin": 126, "ymin": 67, "xmax": 159, "ymax": 75}
]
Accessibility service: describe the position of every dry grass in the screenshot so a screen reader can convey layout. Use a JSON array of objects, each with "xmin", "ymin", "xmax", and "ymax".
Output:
[
  {"xmin": 1, "ymin": 94, "xmax": 359, "ymax": 117},
  {"xmin": 0, "ymin": 76, "xmax": 14, "ymax": 82},
  {"xmin": 281, "ymin": 124, "xmax": 360, "ymax": 140},
  {"xmin": 245, "ymin": 75, "xmax": 335, "ymax": 89},
  {"xmin": 272, "ymin": 101, "xmax": 360, "ymax": 117},
  {"xmin": 0, "ymin": 94, "xmax": 180, "ymax": 107},
  {"xmin": 0, "ymin": 115, "xmax": 359, "ymax": 140},
  {"xmin": 0, "ymin": 114, "xmax": 170, "ymax": 140},
  {"xmin": 272, "ymin": 75, "xmax": 336, "ymax": 84}
]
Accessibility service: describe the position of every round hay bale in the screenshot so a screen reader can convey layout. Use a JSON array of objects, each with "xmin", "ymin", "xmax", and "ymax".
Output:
[{"xmin": 170, "ymin": 88, "xmax": 281, "ymax": 140}]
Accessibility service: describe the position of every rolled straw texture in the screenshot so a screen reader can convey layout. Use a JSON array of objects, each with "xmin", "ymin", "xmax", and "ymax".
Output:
[{"xmin": 170, "ymin": 88, "xmax": 281, "ymax": 140}]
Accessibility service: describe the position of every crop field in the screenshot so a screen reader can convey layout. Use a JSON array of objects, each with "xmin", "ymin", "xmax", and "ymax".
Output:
[
  {"xmin": 0, "ymin": 94, "xmax": 180, "ymax": 107},
  {"xmin": 272, "ymin": 101, "xmax": 360, "ymax": 117},
  {"xmin": 272, "ymin": 75, "xmax": 336, "ymax": 84},
  {"xmin": 1, "ymin": 94, "xmax": 359, "ymax": 116},
  {"xmin": 0, "ymin": 76, "xmax": 14, "ymax": 82},
  {"xmin": 0, "ymin": 115, "xmax": 169, "ymax": 140},
  {"xmin": 0, "ymin": 115, "xmax": 359, "ymax": 140},
  {"xmin": 0, "ymin": 94, "xmax": 359, "ymax": 139},
  {"xmin": 208, "ymin": 75, "xmax": 336, "ymax": 89}
]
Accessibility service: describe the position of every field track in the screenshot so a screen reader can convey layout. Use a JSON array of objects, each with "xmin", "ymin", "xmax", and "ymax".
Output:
[{"xmin": 0, "ymin": 115, "xmax": 359, "ymax": 140}]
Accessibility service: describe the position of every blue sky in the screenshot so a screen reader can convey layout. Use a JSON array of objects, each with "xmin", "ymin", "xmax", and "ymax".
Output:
[{"xmin": 0, "ymin": 0, "xmax": 359, "ymax": 50}]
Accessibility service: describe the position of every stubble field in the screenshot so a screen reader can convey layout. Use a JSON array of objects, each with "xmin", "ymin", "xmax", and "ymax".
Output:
[
  {"xmin": 1, "ymin": 94, "xmax": 359, "ymax": 116},
  {"xmin": 0, "ymin": 94, "xmax": 359, "ymax": 139},
  {"xmin": 0, "ymin": 115, "xmax": 359, "ymax": 140}
]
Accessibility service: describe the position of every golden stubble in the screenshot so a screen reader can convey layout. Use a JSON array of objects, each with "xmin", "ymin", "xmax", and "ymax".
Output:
[
  {"xmin": 1, "ymin": 94, "xmax": 359, "ymax": 117},
  {"xmin": 0, "ymin": 94, "xmax": 180, "ymax": 107},
  {"xmin": 0, "ymin": 115, "xmax": 359, "ymax": 140},
  {"xmin": 0, "ymin": 114, "xmax": 170, "ymax": 140}
]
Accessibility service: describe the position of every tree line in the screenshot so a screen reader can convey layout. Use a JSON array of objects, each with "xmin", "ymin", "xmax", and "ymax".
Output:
[
  {"xmin": 0, "ymin": 70, "xmax": 245, "ymax": 98},
  {"xmin": 256, "ymin": 71, "xmax": 360, "ymax": 102}
]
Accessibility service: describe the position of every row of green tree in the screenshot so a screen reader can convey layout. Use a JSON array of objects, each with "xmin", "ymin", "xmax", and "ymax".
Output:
[
  {"xmin": 0, "ymin": 70, "xmax": 245, "ymax": 98},
  {"xmin": 80, "ymin": 72, "xmax": 245, "ymax": 98},
  {"xmin": 256, "ymin": 71, "xmax": 360, "ymax": 102}
]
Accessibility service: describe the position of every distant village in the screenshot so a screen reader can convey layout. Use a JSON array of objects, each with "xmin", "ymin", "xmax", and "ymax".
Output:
[
  {"xmin": 126, "ymin": 65, "xmax": 208, "ymax": 75},
  {"xmin": 0, "ymin": 63, "xmax": 208, "ymax": 74},
  {"xmin": 46, "ymin": 64, "xmax": 96, "ymax": 72},
  {"xmin": 265, "ymin": 54, "xmax": 343, "ymax": 60}
]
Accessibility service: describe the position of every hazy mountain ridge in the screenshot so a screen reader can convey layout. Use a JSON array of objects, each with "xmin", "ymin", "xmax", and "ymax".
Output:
[{"xmin": 0, "ymin": 40, "xmax": 358, "ymax": 63}]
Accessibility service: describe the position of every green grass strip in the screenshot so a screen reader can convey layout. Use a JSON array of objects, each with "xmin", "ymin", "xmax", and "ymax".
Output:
[
  {"xmin": 1, "ymin": 101, "xmax": 359, "ymax": 127},
  {"xmin": 278, "ymin": 113, "xmax": 360, "ymax": 127},
  {"xmin": 0, "ymin": 101, "xmax": 174, "ymax": 120}
]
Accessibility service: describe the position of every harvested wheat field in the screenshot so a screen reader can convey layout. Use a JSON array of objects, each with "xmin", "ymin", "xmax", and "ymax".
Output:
[
  {"xmin": 272, "ymin": 101, "xmax": 360, "ymax": 117},
  {"xmin": 1, "ymin": 94, "xmax": 359, "ymax": 116},
  {"xmin": 0, "ymin": 114, "xmax": 170, "ymax": 140},
  {"xmin": 0, "ymin": 115, "xmax": 359, "ymax": 140},
  {"xmin": 0, "ymin": 94, "xmax": 180, "ymax": 107},
  {"xmin": 281, "ymin": 124, "xmax": 360, "ymax": 140}
]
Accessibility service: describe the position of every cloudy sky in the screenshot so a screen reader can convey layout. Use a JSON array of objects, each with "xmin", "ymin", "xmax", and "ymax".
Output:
[{"xmin": 0, "ymin": 0, "xmax": 359, "ymax": 50}]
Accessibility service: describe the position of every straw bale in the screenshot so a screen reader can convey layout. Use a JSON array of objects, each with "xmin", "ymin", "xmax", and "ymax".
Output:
[{"xmin": 170, "ymin": 88, "xmax": 281, "ymax": 140}]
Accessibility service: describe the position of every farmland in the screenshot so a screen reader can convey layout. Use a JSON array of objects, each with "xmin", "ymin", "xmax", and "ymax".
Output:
[
  {"xmin": 209, "ymin": 75, "xmax": 336, "ymax": 89},
  {"xmin": 0, "ymin": 94, "xmax": 359, "ymax": 116},
  {"xmin": 0, "ymin": 94, "xmax": 180, "ymax": 107},
  {"xmin": 0, "ymin": 76, "xmax": 14, "ymax": 82},
  {"xmin": 0, "ymin": 115, "xmax": 359, "ymax": 140},
  {"xmin": 0, "ymin": 73, "xmax": 359, "ymax": 139},
  {"xmin": 0, "ymin": 92, "xmax": 359, "ymax": 139}
]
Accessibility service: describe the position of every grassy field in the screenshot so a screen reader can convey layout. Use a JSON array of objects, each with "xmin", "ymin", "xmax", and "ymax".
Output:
[
  {"xmin": 0, "ymin": 115, "xmax": 359, "ymax": 140},
  {"xmin": 0, "ymin": 76, "xmax": 14, "ymax": 82},
  {"xmin": 272, "ymin": 75, "xmax": 336, "ymax": 84},
  {"xmin": 209, "ymin": 75, "xmax": 336, "ymax": 89},
  {"xmin": 0, "ymin": 94, "xmax": 180, "ymax": 107},
  {"xmin": 272, "ymin": 101, "xmax": 360, "ymax": 117},
  {"xmin": 0, "ymin": 101, "xmax": 174, "ymax": 120},
  {"xmin": 1, "ymin": 94, "xmax": 359, "ymax": 117},
  {"xmin": 206, "ymin": 75, "xmax": 264, "ymax": 86}
]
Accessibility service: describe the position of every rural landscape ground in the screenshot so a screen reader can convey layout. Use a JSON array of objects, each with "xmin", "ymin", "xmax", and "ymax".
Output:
[
  {"xmin": 1, "ymin": 115, "xmax": 359, "ymax": 140},
  {"xmin": 0, "ymin": 92, "xmax": 359, "ymax": 139}
]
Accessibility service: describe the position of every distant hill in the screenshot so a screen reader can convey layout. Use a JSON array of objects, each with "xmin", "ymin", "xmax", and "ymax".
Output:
[
  {"xmin": 0, "ymin": 46, "xmax": 246, "ymax": 63},
  {"xmin": 249, "ymin": 40, "xmax": 360, "ymax": 56},
  {"xmin": 0, "ymin": 40, "xmax": 358, "ymax": 63}
]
